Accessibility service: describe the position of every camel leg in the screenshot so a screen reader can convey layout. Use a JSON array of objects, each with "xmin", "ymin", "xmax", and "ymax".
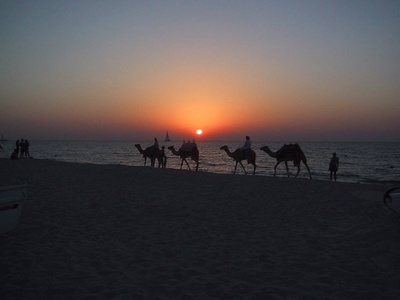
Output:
[
  {"xmin": 295, "ymin": 165, "xmax": 300, "ymax": 178},
  {"xmin": 144, "ymin": 157, "xmax": 147, "ymax": 166},
  {"xmin": 247, "ymin": 158, "xmax": 256, "ymax": 175},
  {"xmin": 180, "ymin": 159, "xmax": 184, "ymax": 169},
  {"xmin": 234, "ymin": 161, "xmax": 238, "ymax": 174},
  {"xmin": 195, "ymin": 160, "xmax": 199, "ymax": 172},
  {"xmin": 158, "ymin": 158, "xmax": 162, "ymax": 168},
  {"xmin": 274, "ymin": 161, "xmax": 280, "ymax": 176},
  {"xmin": 284, "ymin": 161, "xmax": 290, "ymax": 177},
  {"xmin": 305, "ymin": 163, "xmax": 312, "ymax": 179},
  {"xmin": 184, "ymin": 158, "xmax": 191, "ymax": 170},
  {"xmin": 238, "ymin": 161, "xmax": 247, "ymax": 175}
]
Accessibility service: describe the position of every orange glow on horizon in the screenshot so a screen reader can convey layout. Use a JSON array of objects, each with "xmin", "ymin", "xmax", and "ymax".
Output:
[{"xmin": 107, "ymin": 67, "xmax": 339, "ymax": 141}]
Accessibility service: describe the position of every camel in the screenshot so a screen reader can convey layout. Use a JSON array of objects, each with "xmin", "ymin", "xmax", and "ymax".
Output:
[
  {"xmin": 168, "ymin": 144, "xmax": 199, "ymax": 171},
  {"xmin": 134, "ymin": 144, "xmax": 164, "ymax": 168},
  {"xmin": 260, "ymin": 143, "xmax": 312, "ymax": 179},
  {"xmin": 220, "ymin": 146, "xmax": 256, "ymax": 175}
]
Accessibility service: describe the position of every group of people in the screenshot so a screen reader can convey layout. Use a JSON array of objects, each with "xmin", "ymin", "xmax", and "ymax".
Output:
[{"xmin": 11, "ymin": 139, "xmax": 31, "ymax": 159}]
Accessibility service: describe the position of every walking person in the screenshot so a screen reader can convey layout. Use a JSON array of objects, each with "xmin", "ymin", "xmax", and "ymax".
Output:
[{"xmin": 329, "ymin": 152, "xmax": 339, "ymax": 181}]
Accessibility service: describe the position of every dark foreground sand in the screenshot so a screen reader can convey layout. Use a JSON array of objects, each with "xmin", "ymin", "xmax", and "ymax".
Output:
[{"xmin": 0, "ymin": 158, "xmax": 399, "ymax": 299}]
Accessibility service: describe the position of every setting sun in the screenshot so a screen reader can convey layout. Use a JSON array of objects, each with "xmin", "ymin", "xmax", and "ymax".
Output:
[{"xmin": 196, "ymin": 129, "xmax": 203, "ymax": 135}]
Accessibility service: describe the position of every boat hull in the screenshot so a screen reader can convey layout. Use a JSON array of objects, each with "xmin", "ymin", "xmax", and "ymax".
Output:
[
  {"xmin": 0, "ymin": 184, "xmax": 28, "ymax": 234},
  {"xmin": 384, "ymin": 188, "xmax": 400, "ymax": 214}
]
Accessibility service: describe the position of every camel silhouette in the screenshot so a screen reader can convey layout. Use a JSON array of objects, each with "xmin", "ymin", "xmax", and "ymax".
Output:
[
  {"xmin": 168, "ymin": 144, "xmax": 199, "ymax": 171},
  {"xmin": 135, "ymin": 144, "xmax": 164, "ymax": 168},
  {"xmin": 260, "ymin": 143, "xmax": 312, "ymax": 179},
  {"xmin": 220, "ymin": 145, "xmax": 256, "ymax": 175}
]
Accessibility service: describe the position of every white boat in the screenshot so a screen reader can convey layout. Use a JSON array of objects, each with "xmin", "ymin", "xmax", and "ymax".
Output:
[
  {"xmin": 165, "ymin": 131, "xmax": 171, "ymax": 142},
  {"xmin": 384, "ymin": 187, "xmax": 400, "ymax": 214},
  {"xmin": 0, "ymin": 184, "xmax": 28, "ymax": 234}
]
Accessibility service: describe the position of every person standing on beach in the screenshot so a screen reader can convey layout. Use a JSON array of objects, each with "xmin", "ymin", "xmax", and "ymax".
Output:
[
  {"xmin": 329, "ymin": 152, "xmax": 339, "ymax": 181},
  {"xmin": 19, "ymin": 139, "xmax": 25, "ymax": 158},
  {"xmin": 25, "ymin": 139, "xmax": 30, "ymax": 158},
  {"xmin": 160, "ymin": 146, "xmax": 167, "ymax": 168}
]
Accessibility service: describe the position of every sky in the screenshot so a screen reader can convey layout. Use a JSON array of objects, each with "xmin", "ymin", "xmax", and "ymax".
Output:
[{"xmin": 1, "ymin": 0, "xmax": 399, "ymax": 142}]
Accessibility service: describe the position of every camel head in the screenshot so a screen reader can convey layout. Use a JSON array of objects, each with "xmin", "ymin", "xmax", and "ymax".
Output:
[
  {"xmin": 220, "ymin": 145, "xmax": 235, "ymax": 157},
  {"xmin": 168, "ymin": 146, "xmax": 179, "ymax": 155},
  {"xmin": 260, "ymin": 145, "xmax": 277, "ymax": 158},
  {"xmin": 135, "ymin": 144, "xmax": 143, "ymax": 152},
  {"xmin": 260, "ymin": 145, "xmax": 275, "ymax": 154}
]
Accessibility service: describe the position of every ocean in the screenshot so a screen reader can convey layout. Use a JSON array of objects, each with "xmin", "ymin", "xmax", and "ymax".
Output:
[{"xmin": 1, "ymin": 140, "xmax": 399, "ymax": 185}]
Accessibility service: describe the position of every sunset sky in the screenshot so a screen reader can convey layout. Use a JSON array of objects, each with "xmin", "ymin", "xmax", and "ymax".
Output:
[{"xmin": 1, "ymin": 1, "xmax": 399, "ymax": 142}]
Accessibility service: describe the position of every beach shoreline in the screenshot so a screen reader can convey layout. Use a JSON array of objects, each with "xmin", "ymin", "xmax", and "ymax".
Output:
[{"xmin": 1, "ymin": 158, "xmax": 400, "ymax": 299}]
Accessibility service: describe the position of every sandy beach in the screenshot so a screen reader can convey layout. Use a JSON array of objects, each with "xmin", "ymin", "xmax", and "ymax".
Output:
[{"xmin": 1, "ymin": 158, "xmax": 399, "ymax": 299}]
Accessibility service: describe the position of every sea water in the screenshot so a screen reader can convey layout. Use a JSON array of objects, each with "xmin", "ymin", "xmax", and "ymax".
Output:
[{"xmin": 1, "ymin": 140, "xmax": 399, "ymax": 185}]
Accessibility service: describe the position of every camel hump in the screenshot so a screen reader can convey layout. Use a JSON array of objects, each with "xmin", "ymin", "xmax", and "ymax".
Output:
[
  {"xmin": 277, "ymin": 143, "xmax": 305, "ymax": 159},
  {"xmin": 277, "ymin": 144, "xmax": 297, "ymax": 153},
  {"xmin": 179, "ymin": 142, "xmax": 197, "ymax": 152}
]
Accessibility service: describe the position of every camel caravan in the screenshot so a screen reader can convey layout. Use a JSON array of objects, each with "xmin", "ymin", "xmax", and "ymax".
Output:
[
  {"xmin": 135, "ymin": 141, "xmax": 199, "ymax": 171},
  {"xmin": 135, "ymin": 140, "xmax": 312, "ymax": 179}
]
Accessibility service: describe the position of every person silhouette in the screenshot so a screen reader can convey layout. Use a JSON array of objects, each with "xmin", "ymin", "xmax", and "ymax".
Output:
[
  {"xmin": 240, "ymin": 136, "xmax": 251, "ymax": 159},
  {"xmin": 151, "ymin": 138, "xmax": 159, "ymax": 156},
  {"xmin": 329, "ymin": 152, "xmax": 339, "ymax": 181},
  {"xmin": 19, "ymin": 139, "xmax": 26, "ymax": 158},
  {"xmin": 11, "ymin": 148, "xmax": 18, "ymax": 160},
  {"xmin": 25, "ymin": 139, "xmax": 30, "ymax": 158},
  {"xmin": 160, "ymin": 146, "xmax": 167, "ymax": 168}
]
